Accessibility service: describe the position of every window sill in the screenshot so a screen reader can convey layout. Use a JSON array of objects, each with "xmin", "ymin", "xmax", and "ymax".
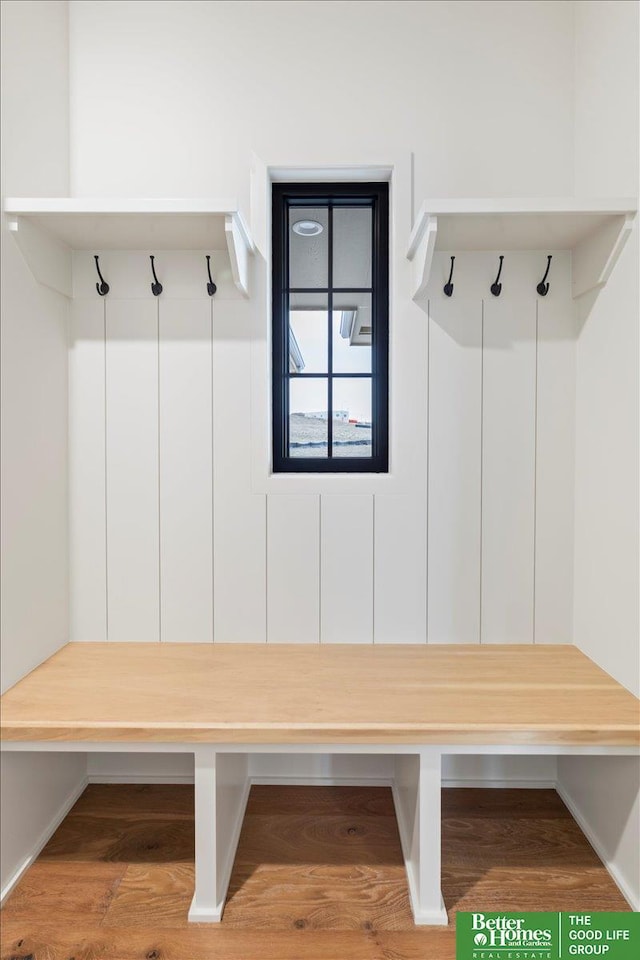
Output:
[{"xmin": 251, "ymin": 467, "xmax": 412, "ymax": 497}]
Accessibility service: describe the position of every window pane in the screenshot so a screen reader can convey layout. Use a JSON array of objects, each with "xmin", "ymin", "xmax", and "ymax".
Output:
[
  {"xmin": 332, "ymin": 207, "xmax": 372, "ymax": 288},
  {"xmin": 332, "ymin": 292, "xmax": 372, "ymax": 374},
  {"xmin": 289, "ymin": 293, "xmax": 328, "ymax": 374},
  {"xmin": 289, "ymin": 206, "xmax": 328, "ymax": 288},
  {"xmin": 273, "ymin": 182, "xmax": 387, "ymax": 473},
  {"xmin": 332, "ymin": 378, "xmax": 372, "ymax": 458},
  {"xmin": 289, "ymin": 378, "xmax": 328, "ymax": 458}
]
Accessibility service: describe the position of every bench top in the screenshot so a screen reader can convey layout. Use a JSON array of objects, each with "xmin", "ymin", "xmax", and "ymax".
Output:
[{"xmin": 1, "ymin": 642, "xmax": 638, "ymax": 746}]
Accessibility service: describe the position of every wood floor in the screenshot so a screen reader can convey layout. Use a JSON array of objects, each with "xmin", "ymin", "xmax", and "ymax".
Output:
[{"xmin": 1, "ymin": 784, "xmax": 629, "ymax": 960}]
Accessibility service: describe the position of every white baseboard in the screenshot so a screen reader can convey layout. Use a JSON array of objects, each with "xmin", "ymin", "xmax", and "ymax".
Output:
[
  {"xmin": 0, "ymin": 774, "xmax": 89, "ymax": 907},
  {"xmin": 88, "ymin": 774, "xmax": 193, "ymax": 784},
  {"xmin": 138, "ymin": 774, "xmax": 557, "ymax": 790},
  {"xmin": 250, "ymin": 775, "xmax": 394, "ymax": 787},
  {"xmin": 555, "ymin": 782, "xmax": 639, "ymax": 912},
  {"xmin": 444, "ymin": 778, "xmax": 557, "ymax": 789},
  {"xmin": 253, "ymin": 777, "xmax": 556, "ymax": 790}
]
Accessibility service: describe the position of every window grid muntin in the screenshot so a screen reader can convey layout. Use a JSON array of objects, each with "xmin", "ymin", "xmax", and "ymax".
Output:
[
  {"xmin": 289, "ymin": 201, "xmax": 373, "ymax": 458},
  {"xmin": 273, "ymin": 182, "xmax": 388, "ymax": 473}
]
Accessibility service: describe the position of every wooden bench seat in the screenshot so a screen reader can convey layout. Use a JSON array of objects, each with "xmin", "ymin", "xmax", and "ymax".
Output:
[
  {"xmin": 2, "ymin": 642, "xmax": 638, "ymax": 926},
  {"xmin": 1, "ymin": 641, "xmax": 638, "ymax": 745}
]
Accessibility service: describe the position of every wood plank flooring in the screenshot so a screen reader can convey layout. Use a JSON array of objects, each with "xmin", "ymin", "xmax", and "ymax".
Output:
[{"xmin": 0, "ymin": 784, "xmax": 629, "ymax": 960}]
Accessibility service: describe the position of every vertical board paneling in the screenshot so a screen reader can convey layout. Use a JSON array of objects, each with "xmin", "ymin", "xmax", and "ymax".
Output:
[
  {"xmin": 213, "ymin": 302, "xmax": 266, "ymax": 643},
  {"xmin": 535, "ymin": 297, "xmax": 575, "ymax": 642},
  {"xmin": 321, "ymin": 495, "xmax": 373, "ymax": 644},
  {"xmin": 428, "ymin": 300, "xmax": 482, "ymax": 644},
  {"xmin": 374, "ymin": 494, "xmax": 427, "ymax": 643},
  {"xmin": 267, "ymin": 495, "xmax": 320, "ymax": 644},
  {"xmin": 106, "ymin": 300, "xmax": 159, "ymax": 642},
  {"xmin": 69, "ymin": 299, "xmax": 107, "ymax": 641},
  {"xmin": 159, "ymin": 300, "xmax": 213, "ymax": 643},
  {"xmin": 481, "ymin": 299, "xmax": 536, "ymax": 643}
]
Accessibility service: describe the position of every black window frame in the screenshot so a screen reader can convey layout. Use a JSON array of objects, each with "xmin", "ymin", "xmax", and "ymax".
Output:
[{"xmin": 272, "ymin": 181, "xmax": 389, "ymax": 473}]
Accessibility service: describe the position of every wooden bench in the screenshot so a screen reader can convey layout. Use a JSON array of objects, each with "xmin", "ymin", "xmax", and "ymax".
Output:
[{"xmin": 1, "ymin": 642, "xmax": 638, "ymax": 925}]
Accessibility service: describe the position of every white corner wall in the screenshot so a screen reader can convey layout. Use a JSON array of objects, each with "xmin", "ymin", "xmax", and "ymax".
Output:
[
  {"xmin": 557, "ymin": 0, "xmax": 640, "ymax": 911},
  {"xmin": 0, "ymin": 0, "xmax": 86, "ymax": 901}
]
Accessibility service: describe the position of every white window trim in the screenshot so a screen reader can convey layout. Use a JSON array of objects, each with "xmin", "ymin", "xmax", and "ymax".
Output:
[{"xmin": 249, "ymin": 154, "xmax": 426, "ymax": 496}]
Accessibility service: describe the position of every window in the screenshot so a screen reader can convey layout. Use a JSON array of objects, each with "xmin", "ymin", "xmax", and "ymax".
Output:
[{"xmin": 272, "ymin": 182, "xmax": 389, "ymax": 473}]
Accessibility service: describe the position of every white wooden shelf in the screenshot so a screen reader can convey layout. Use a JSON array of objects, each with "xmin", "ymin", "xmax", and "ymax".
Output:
[
  {"xmin": 406, "ymin": 198, "xmax": 637, "ymax": 300},
  {"xmin": 3, "ymin": 198, "xmax": 255, "ymax": 298}
]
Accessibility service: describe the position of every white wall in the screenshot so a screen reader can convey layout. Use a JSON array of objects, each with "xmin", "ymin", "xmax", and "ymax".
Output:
[
  {"xmin": 0, "ymin": 0, "xmax": 86, "ymax": 899},
  {"xmin": 573, "ymin": 0, "xmax": 639, "ymax": 199},
  {"xmin": 2, "ymin": 0, "xmax": 70, "ymax": 196},
  {"xmin": 557, "ymin": 0, "xmax": 640, "ymax": 912},
  {"xmin": 68, "ymin": 0, "xmax": 575, "ymax": 207}
]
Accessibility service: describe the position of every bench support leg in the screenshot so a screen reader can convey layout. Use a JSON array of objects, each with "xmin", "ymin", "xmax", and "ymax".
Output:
[
  {"xmin": 189, "ymin": 745, "xmax": 222, "ymax": 922},
  {"xmin": 393, "ymin": 750, "xmax": 448, "ymax": 925},
  {"xmin": 416, "ymin": 750, "xmax": 447, "ymax": 924}
]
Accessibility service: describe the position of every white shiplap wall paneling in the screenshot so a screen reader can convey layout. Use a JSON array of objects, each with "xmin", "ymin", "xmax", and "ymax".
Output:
[
  {"xmin": 374, "ymin": 494, "xmax": 427, "ymax": 643},
  {"xmin": 370, "ymin": 279, "xmax": 429, "ymax": 643},
  {"xmin": 267, "ymin": 495, "xmax": 320, "ymax": 644},
  {"xmin": 387, "ymin": 274, "xmax": 429, "ymax": 491},
  {"xmin": 428, "ymin": 299, "xmax": 482, "ymax": 644},
  {"xmin": 321, "ymin": 495, "xmax": 374, "ymax": 644},
  {"xmin": 481, "ymin": 298, "xmax": 537, "ymax": 644},
  {"xmin": 159, "ymin": 300, "xmax": 213, "ymax": 643},
  {"xmin": 105, "ymin": 300, "xmax": 160, "ymax": 642},
  {"xmin": 535, "ymin": 295, "xmax": 576, "ymax": 643},
  {"xmin": 68, "ymin": 249, "xmax": 575, "ymax": 666},
  {"xmin": 71, "ymin": 250, "xmax": 243, "ymax": 301},
  {"xmin": 69, "ymin": 299, "xmax": 107, "ymax": 642},
  {"xmin": 213, "ymin": 301, "xmax": 266, "ymax": 643}
]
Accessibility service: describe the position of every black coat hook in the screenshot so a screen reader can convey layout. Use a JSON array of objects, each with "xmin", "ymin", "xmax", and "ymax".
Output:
[
  {"xmin": 536, "ymin": 255, "xmax": 552, "ymax": 296},
  {"xmin": 206, "ymin": 255, "xmax": 217, "ymax": 297},
  {"xmin": 94, "ymin": 255, "xmax": 109, "ymax": 296},
  {"xmin": 443, "ymin": 256, "xmax": 455, "ymax": 297},
  {"xmin": 490, "ymin": 255, "xmax": 504, "ymax": 297},
  {"xmin": 150, "ymin": 255, "xmax": 163, "ymax": 296}
]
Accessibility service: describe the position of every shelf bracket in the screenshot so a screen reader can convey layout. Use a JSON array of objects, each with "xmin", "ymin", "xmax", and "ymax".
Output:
[
  {"xmin": 6, "ymin": 216, "xmax": 72, "ymax": 298},
  {"xmin": 225, "ymin": 212, "xmax": 254, "ymax": 299},
  {"xmin": 406, "ymin": 210, "xmax": 438, "ymax": 301},
  {"xmin": 572, "ymin": 212, "xmax": 636, "ymax": 300}
]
